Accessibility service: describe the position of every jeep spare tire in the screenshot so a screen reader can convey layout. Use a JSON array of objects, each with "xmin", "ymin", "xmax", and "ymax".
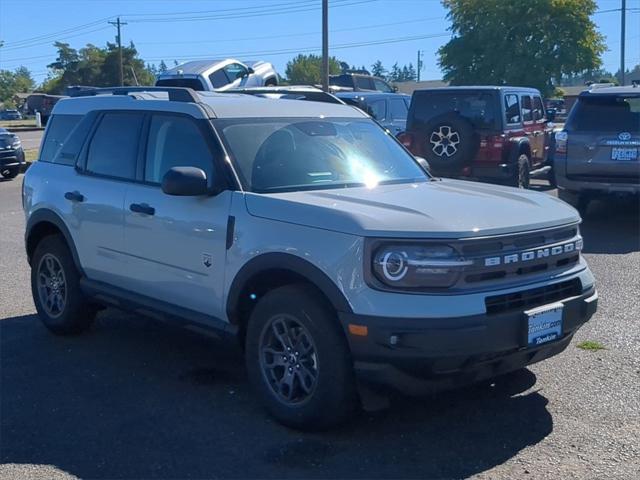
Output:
[{"xmin": 422, "ymin": 113, "xmax": 478, "ymax": 173}]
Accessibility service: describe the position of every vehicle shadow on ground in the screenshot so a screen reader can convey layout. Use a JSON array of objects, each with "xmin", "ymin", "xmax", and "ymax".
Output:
[
  {"xmin": 580, "ymin": 196, "xmax": 640, "ymax": 254},
  {"xmin": 1, "ymin": 311, "xmax": 552, "ymax": 479}
]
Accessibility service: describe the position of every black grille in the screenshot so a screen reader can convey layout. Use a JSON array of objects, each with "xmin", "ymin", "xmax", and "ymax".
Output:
[{"xmin": 485, "ymin": 279, "xmax": 582, "ymax": 315}]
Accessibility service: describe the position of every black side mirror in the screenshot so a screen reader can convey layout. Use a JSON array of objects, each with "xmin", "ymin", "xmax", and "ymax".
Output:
[
  {"xmin": 414, "ymin": 156, "xmax": 431, "ymax": 174},
  {"xmin": 246, "ymin": 67, "xmax": 255, "ymax": 75},
  {"xmin": 161, "ymin": 167, "xmax": 209, "ymax": 196},
  {"xmin": 546, "ymin": 109, "xmax": 556, "ymax": 122}
]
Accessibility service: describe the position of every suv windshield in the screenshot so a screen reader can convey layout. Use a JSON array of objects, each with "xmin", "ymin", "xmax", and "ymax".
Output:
[
  {"xmin": 215, "ymin": 118, "xmax": 427, "ymax": 193},
  {"xmin": 411, "ymin": 91, "xmax": 498, "ymax": 129},
  {"xmin": 566, "ymin": 95, "xmax": 640, "ymax": 133}
]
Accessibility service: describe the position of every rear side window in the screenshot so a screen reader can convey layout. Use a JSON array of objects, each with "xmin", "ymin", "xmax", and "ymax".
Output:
[
  {"xmin": 411, "ymin": 92, "xmax": 498, "ymax": 130},
  {"xmin": 144, "ymin": 114, "xmax": 213, "ymax": 184},
  {"xmin": 86, "ymin": 112, "xmax": 143, "ymax": 180},
  {"xmin": 389, "ymin": 98, "xmax": 408, "ymax": 120},
  {"xmin": 209, "ymin": 70, "xmax": 230, "ymax": 89},
  {"xmin": 566, "ymin": 95, "xmax": 640, "ymax": 133},
  {"xmin": 39, "ymin": 114, "xmax": 82, "ymax": 164},
  {"xmin": 329, "ymin": 75, "xmax": 353, "ymax": 88},
  {"xmin": 504, "ymin": 94, "xmax": 521, "ymax": 124},
  {"xmin": 521, "ymin": 95, "xmax": 533, "ymax": 122},
  {"xmin": 155, "ymin": 78, "xmax": 206, "ymax": 91},
  {"xmin": 533, "ymin": 96, "xmax": 545, "ymax": 120}
]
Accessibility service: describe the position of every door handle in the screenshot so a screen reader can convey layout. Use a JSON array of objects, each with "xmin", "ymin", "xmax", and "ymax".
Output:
[
  {"xmin": 129, "ymin": 203, "xmax": 155, "ymax": 216},
  {"xmin": 64, "ymin": 191, "xmax": 84, "ymax": 202}
]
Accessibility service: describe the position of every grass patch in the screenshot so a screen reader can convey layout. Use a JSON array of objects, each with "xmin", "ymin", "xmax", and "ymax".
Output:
[
  {"xmin": 0, "ymin": 119, "xmax": 37, "ymax": 128},
  {"xmin": 577, "ymin": 340, "xmax": 605, "ymax": 351},
  {"xmin": 24, "ymin": 149, "xmax": 39, "ymax": 162}
]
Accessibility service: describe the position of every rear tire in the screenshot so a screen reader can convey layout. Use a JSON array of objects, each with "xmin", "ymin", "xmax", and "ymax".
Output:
[
  {"xmin": 31, "ymin": 235, "xmax": 96, "ymax": 335},
  {"xmin": 245, "ymin": 284, "xmax": 357, "ymax": 430},
  {"xmin": 510, "ymin": 154, "xmax": 531, "ymax": 189}
]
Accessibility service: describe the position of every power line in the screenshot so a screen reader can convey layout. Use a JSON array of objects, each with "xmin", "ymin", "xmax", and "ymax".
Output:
[
  {"xmin": 143, "ymin": 32, "xmax": 450, "ymax": 62},
  {"xmin": 136, "ymin": 15, "xmax": 445, "ymax": 46},
  {"xmin": 127, "ymin": 0, "xmax": 376, "ymax": 23},
  {"xmin": 0, "ymin": 17, "xmax": 115, "ymax": 49},
  {"xmin": 0, "ymin": 25, "xmax": 113, "ymax": 52}
]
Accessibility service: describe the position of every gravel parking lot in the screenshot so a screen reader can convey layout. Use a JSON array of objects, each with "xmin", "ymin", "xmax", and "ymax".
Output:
[{"xmin": 1, "ymin": 176, "xmax": 638, "ymax": 479}]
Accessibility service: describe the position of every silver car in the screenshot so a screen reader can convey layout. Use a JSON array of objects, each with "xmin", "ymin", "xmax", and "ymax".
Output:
[
  {"xmin": 23, "ymin": 86, "xmax": 597, "ymax": 430},
  {"xmin": 156, "ymin": 59, "xmax": 278, "ymax": 91},
  {"xmin": 555, "ymin": 85, "xmax": 640, "ymax": 211}
]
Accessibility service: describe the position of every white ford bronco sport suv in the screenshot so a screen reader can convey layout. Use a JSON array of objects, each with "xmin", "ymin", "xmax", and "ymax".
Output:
[{"xmin": 23, "ymin": 87, "xmax": 598, "ymax": 430}]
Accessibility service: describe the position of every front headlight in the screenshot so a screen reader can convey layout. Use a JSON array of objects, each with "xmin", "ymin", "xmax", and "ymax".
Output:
[
  {"xmin": 371, "ymin": 243, "xmax": 472, "ymax": 289},
  {"xmin": 11, "ymin": 136, "xmax": 21, "ymax": 147}
]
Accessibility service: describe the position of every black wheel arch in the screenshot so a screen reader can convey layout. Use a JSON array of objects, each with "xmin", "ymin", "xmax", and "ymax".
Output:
[
  {"xmin": 226, "ymin": 253, "xmax": 353, "ymax": 328},
  {"xmin": 508, "ymin": 137, "xmax": 531, "ymax": 162},
  {"xmin": 26, "ymin": 209, "xmax": 83, "ymax": 274}
]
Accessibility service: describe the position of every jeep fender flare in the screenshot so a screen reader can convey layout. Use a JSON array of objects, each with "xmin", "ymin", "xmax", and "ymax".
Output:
[
  {"xmin": 25, "ymin": 209, "xmax": 83, "ymax": 274},
  {"xmin": 507, "ymin": 137, "xmax": 531, "ymax": 163},
  {"xmin": 226, "ymin": 253, "xmax": 353, "ymax": 324}
]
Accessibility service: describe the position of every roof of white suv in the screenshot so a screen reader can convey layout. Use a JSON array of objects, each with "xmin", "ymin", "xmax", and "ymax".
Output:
[{"xmin": 53, "ymin": 88, "xmax": 368, "ymax": 119}]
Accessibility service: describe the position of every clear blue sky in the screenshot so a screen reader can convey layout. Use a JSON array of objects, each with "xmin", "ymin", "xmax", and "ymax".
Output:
[{"xmin": 0, "ymin": 0, "xmax": 638, "ymax": 84}]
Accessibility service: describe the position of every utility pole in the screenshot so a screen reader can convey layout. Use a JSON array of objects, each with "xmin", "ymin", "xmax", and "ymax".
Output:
[
  {"xmin": 417, "ymin": 50, "xmax": 423, "ymax": 82},
  {"xmin": 321, "ymin": 0, "xmax": 329, "ymax": 92},
  {"xmin": 620, "ymin": 0, "xmax": 626, "ymax": 85},
  {"xmin": 108, "ymin": 17, "xmax": 128, "ymax": 86}
]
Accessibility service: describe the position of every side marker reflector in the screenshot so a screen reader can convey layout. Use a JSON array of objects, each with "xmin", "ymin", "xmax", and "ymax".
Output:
[{"xmin": 348, "ymin": 324, "xmax": 368, "ymax": 337}]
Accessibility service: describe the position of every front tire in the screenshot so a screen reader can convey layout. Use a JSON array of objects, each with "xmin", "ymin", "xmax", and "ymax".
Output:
[
  {"xmin": 245, "ymin": 284, "xmax": 357, "ymax": 430},
  {"xmin": 1, "ymin": 166, "xmax": 19, "ymax": 179},
  {"xmin": 31, "ymin": 235, "xmax": 96, "ymax": 335}
]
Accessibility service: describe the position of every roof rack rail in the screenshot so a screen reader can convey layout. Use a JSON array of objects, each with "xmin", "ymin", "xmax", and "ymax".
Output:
[{"xmin": 67, "ymin": 86, "xmax": 199, "ymax": 103}]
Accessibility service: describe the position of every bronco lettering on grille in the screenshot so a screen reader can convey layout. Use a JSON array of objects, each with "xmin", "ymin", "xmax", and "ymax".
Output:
[{"xmin": 484, "ymin": 239, "xmax": 582, "ymax": 267}]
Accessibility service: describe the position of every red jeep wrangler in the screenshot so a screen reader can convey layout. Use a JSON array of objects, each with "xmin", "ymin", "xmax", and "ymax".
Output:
[{"xmin": 398, "ymin": 86, "xmax": 556, "ymax": 188}]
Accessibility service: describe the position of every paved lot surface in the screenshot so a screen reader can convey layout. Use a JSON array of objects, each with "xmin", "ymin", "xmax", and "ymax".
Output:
[{"xmin": 1, "ymin": 176, "xmax": 639, "ymax": 479}]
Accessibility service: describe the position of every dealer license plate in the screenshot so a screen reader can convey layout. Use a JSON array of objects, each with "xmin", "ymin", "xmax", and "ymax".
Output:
[
  {"xmin": 525, "ymin": 302, "xmax": 563, "ymax": 347},
  {"xmin": 611, "ymin": 147, "xmax": 638, "ymax": 161}
]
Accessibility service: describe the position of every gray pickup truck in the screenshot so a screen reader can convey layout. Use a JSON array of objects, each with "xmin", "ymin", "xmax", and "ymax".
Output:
[
  {"xmin": 23, "ymin": 86, "xmax": 597, "ymax": 430},
  {"xmin": 156, "ymin": 59, "xmax": 278, "ymax": 91}
]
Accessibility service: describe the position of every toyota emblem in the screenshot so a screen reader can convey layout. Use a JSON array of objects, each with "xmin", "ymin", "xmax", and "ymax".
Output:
[{"xmin": 618, "ymin": 132, "xmax": 632, "ymax": 141}]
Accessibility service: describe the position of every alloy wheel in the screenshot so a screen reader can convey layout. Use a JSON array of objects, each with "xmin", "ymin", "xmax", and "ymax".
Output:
[
  {"xmin": 37, "ymin": 253, "xmax": 67, "ymax": 318},
  {"xmin": 430, "ymin": 125, "xmax": 460, "ymax": 157},
  {"xmin": 259, "ymin": 314, "xmax": 319, "ymax": 405}
]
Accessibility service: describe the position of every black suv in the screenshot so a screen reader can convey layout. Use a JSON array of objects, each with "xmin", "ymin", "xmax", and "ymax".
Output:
[{"xmin": 399, "ymin": 86, "xmax": 556, "ymax": 188}]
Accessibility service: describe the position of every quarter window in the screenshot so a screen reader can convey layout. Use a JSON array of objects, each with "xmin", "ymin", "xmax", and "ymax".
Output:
[
  {"xmin": 144, "ymin": 114, "xmax": 213, "ymax": 184},
  {"xmin": 40, "ymin": 114, "xmax": 82, "ymax": 164},
  {"xmin": 355, "ymin": 77, "xmax": 375, "ymax": 90},
  {"xmin": 86, "ymin": 112, "xmax": 143, "ymax": 180},
  {"xmin": 521, "ymin": 95, "xmax": 533, "ymax": 122},
  {"xmin": 504, "ymin": 94, "xmax": 521, "ymax": 124},
  {"xmin": 373, "ymin": 79, "xmax": 393, "ymax": 93}
]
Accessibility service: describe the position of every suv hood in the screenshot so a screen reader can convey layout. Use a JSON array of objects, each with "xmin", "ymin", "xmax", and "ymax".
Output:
[{"xmin": 244, "ymin": 179, "xmax": 579, "ymax": 238}]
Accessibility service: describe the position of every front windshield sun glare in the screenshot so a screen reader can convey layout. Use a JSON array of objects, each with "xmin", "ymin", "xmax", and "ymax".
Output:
[{"xmin": 214, "ymin": 117, "xmax": 426, "ymax": 193}]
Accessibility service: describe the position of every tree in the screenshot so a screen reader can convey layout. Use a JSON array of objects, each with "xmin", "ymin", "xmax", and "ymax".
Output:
[
  {"xmin": 371, "ymin": 60, "xmax": 387, "ymax": 78},
  {"xmin": 438, "ymin": 0, "xmax": 606, "ymax": 95},
  {"xmin": 158, "ymin": 60, "xmax": 168, "ymax": 73},
  {"xmin": 42, "ymin": 41, "xmax": 155, "ymax": 93},
  {"xmin": 285, "ymin": 54, "xmax": 342, "ymax": 84},
  {"xmin": 0, "ymin": 67, "xmax": 35, "ymax": 107},
  {"xmin": 389, "ymin": 62, "xmax": 402, "ymax": 81}
]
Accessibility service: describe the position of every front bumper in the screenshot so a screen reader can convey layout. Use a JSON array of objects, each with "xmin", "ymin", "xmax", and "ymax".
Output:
[
  {"xmin": 339, "ymin": 286, "xmax": 597, "ymax": 396},
  {"xmin": 0, "ymin": 148, "xmax": 26, "ymax": 168}
]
